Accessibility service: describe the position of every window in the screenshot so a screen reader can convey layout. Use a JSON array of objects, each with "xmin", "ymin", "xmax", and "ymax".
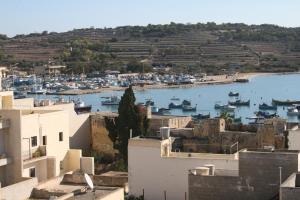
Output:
[
  {"xmin": 59, "ymin": 132, "xmax": 63, "ymax": 141},
  {"xmin": 31, "ymin": 136, "xmax": 37, "ymax": 147},
  {"xmin": 29, "ymin": 168, "xmax": 35, "ymax": 177},
  {"xmin": 42, "ymin": 136, "xmax": 47, "ymax": 145}
]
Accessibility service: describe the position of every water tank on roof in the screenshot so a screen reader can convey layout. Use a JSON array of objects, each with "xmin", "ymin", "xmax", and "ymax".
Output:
[
  {"xmin": 193, "ymin": 167, "xmax": 210, "ymax": 175},
  {"xmin": 160, "ymin": 127, "xmax": 170, "ymax": 139},
  {"xmin": 204, "ymin": 164, "xmax": 215, "ymax": 175}
]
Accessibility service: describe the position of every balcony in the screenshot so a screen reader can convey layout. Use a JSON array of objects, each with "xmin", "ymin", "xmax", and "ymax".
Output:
[
  {"xmin": 23, "ymin": 145, "xmax": 47, "ymax": 162},
  {"xmin": 0, "ymin": 118, "xmax": 10, "ymax": 130}
]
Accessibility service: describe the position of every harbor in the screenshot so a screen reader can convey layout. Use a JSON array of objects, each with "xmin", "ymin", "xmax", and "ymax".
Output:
[{"xmin": 20, "ymin": 72, "xmax": 300, "ymax": 123}]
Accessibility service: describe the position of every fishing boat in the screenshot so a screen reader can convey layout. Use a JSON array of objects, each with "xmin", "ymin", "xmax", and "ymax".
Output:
[
  {"xmin": 228, "ymin": 92, "xmax": 239, "ymax": 97},
  {"xmin": 214, "ymin": 103, "xmax": 225, "ymax": 109},
  {"xmin": 170, "ymin": 96, "xmax": 180, "ymax": 101},
  {"xmin": 169, "ymin": 102, "xmax": 182, "ymax": 109},
  {"xmin": 228, "ymin": 99, "xmax": 250, "ymax": 106},
  {"xmin": 74, "ymin": 99, "xmax": 92, "ymax": 114},
  {"xmin": 287, "ymin": 107, "xmax": 300, "ymax": 116},
  {"xmin": 192, "ymin": 113, "xmax": 210, "ymax": 120},
  {"xmin": 27, "ymin": 85, "xmax": 47, "ymax": 94},
  {"xmin": 182, "ymin": 100, "xmax": 191, "ymax": 106},
  {"xmin": 259, "ymin": 103, "xmax": 277, "ymax": 110},
  {"xmin": 272, "ymin": 99, "xmax": 300, "ymax": 106},
  {"xmin": 255, "ymin": 111, "xmax": 278, "ymax": 119},
  {"xmin": 247, "ymin": 116, "xmax": 265, "ymax": 125},
  {"xmin": 101, "ymin": 96, "xmax": 120, "ymax": 105},
  {"xmin": 182, "ymin": 105, "xmax": 197, "ymax": 112},
  {"xmin": 220, "ymin": 105, "xmax": 236, "ymax": 112}
]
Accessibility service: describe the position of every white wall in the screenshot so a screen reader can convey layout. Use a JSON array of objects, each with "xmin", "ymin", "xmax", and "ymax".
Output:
[
  {"xmin": 289, "ymin": 129, "xmax": 300, "ymax": 150},
  {"xmin": 128, "ymin": 140, "xmax": 238, "ymax": 200},
  {"xmin": 21, "ymin": 110, "xmax": 70, "ymax": 180}
]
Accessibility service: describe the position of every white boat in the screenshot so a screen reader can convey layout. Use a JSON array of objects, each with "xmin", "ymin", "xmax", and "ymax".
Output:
[
  {"xmin": 287, "ymin": 107, "xmax": 300, "ymax": 116},
  {"xmin": 101, "ymin": 96, "xmax": 121, "ymax": 106},
  {"xmin": 27, "ymin": 85, "xmax": 47, "ymax": 94}
]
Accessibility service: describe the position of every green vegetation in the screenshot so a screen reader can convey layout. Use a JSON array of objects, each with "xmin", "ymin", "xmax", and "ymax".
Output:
[
  {"xmin": 1, "ymin": 22, "xmax": 300, "ymax": 74},
  {"xmin": 105, "ymin": 86, "xmax": 149, "ymax": 164}
]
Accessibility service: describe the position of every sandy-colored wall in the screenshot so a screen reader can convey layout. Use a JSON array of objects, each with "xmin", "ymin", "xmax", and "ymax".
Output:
[
  {"xmin": 100, "ymin": 188, "xmax": 124, "ymax": 200},
  {"xmin": 67, "ymin": 149, "xmax": 82, "ymax": 171},
  {"xmin": 128, "ymin": 140, "xmax": 238, "ymax": 200},
  {"xmin": 0, "ymin": 177, "xmax": 38, "ymax": 200},
  {"xmin": 0, "ymin": 110, "xmax": 22, "ymax": 185},
  {"xmin": 13, "ymin": 98, "xmax": 34, "ymax": 109},
  {"xmin": 34, "ymin": 103, "xmax": 91, "ymax": 152},
  {"xmin": 21, "ymin": 110, "xmax": 70, "ymax": 178},
  {"xmin": 23, "ymin": 159, "xmax": 48, "ymax": 182}
]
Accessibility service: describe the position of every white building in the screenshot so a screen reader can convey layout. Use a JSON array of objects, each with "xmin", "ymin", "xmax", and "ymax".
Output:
[
  {"xmin": 0, "ymin": 91, "xmax": 93, "ymax": 200},
  {"xmin": 128, "ymin": 136, "xmax": 238, "ymax": 200}
]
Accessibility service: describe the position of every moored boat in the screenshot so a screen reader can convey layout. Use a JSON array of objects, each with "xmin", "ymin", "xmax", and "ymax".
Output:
[
  {"xmin": 272, "ymin": 99, "xmax": 300, "ymax": 106},
  {"xmin": 259, "ymin": 103, "xmax": 277, "ymax": 110},
  {"xmin": 255, "ymin": 111, "xmax": 278, "ymax": 119},
  {"xmin": 101, "ymin": 96, "xmax": 120, "ymax": 105},
  {"xmin": 192, "ymin": 113, "xmax": 210, "ymax": 120},
  {"xmin": 182, "ymin": 100, "xmax": 191, "ymax": 106},
  {"xmin": 228, "ymin": 91, "xmax": 239, "ymax": 97},
  {"xmin": 228, "ymin": 99, "xmax": 250, "ymax": 106},
  {"xmin": 182, "ymin": 105, "xmax": 197, "ymax": 112},
  {"xmin": 74, "ymin": 99, "xmax": 92, "ymax": 114},
  {"xmin": 287, "ymin": 107, "xmax": 300, "ymax": 116},
  {"xmin": 170, "ymin": 96, "xmax": 180, "ymax": 101},
  {"xmin": 169, "ymin": 102, "xmax": 182, "ymax": 109}
]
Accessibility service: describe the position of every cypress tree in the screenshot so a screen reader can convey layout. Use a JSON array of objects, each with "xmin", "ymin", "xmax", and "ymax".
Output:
[{"xmin": 105, "ymin": 85, "xmax": 149, "ymax": 164}]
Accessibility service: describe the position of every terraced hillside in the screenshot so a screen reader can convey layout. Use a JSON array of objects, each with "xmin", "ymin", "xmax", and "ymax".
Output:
[{"xmin": 1, "ymin": 23, "xmax": 300, "ymax": 73}]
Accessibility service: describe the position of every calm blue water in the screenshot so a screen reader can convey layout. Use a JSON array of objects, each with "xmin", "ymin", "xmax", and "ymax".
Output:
[{"xmin": 32, "ymin": 74, "xmax": 300, "ymax": 123}]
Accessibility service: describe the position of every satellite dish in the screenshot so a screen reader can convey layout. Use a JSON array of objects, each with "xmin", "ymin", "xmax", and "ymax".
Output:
[{"xmin": 84, "ymin": 173, "xmax": 94, "ymax": 190}]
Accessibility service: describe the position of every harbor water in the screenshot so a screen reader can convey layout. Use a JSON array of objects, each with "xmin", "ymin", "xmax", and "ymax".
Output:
[{"xmin": 32, "ymin": 73, "xmax": 300, "ymax": 123}]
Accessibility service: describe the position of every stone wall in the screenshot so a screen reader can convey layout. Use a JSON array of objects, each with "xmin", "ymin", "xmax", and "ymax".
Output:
[
  {"xmin": 189, "ymin": 175, "xmax": 254, "ymax": 200},
  {"xmin": 188, "ymin": 150, "xmax": 300, "ymax": 200},
  {"xmin": 90, "ymin": 114, "xmax": 115, "ymax": 155},
  {"xmin": 239, "ymin": 151, "xmax": 299, "ymax": 200},
  {"xmin": 194, "ymin": 118, "xmax": 225, "ymax": 138}
]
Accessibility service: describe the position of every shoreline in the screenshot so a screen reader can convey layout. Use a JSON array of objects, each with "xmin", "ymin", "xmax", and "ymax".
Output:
[{"xmin": 48, "ymin": 72, "xmax": 299, "ymax": 96}]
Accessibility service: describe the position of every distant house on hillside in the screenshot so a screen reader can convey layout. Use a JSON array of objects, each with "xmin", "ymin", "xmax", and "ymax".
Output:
[{"xmin": 34, "ymin": 65, "xmax": 66, "ymax": 76}]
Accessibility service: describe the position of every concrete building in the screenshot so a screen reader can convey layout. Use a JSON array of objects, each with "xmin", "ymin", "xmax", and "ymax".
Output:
[
  {"xmin": 188, "ymin": 149, "xmax": 300, "ymax": 200},
  {"xmin": 128, "ymin": 135, "xmax": 239, "ymax": 200},
  {"xmin": 0, "ymin": 91, "xmax": 93, "ymax": 200}
]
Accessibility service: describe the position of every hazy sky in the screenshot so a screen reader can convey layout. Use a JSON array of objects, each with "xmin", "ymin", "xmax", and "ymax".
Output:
[{"xmin": 0, "ymin": 0, "xmax": 299, "ymax": 37}]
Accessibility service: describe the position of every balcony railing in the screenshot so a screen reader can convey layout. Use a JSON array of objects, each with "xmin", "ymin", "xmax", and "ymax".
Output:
[
  {"xmin": 0, "ymin": 119, "xmax": 10, "ymax": 129},
  {"xmin": 23, "ymin": 145, "xmax": 47, "ymax": 161}
]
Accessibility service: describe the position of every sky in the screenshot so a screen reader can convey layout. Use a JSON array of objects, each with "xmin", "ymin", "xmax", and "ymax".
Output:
[{"xmin": 0, "ymin": 0, "xmax": 299, "ymax": 37}]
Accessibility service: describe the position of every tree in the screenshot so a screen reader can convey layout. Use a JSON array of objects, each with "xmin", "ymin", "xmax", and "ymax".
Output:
[{"xmin": 105, "ymin": 86, "xmax": 149, "ymax": 164}]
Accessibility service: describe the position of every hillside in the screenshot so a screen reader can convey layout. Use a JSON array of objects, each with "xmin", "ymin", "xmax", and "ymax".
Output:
[{"xmin": 1, "ymin": 23, "xmax": 300, "ymax": 74}]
